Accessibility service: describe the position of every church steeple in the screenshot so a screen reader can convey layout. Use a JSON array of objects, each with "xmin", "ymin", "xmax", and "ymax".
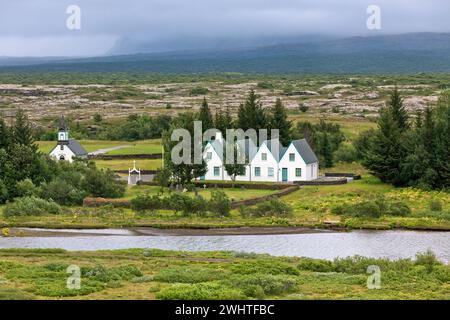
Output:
[{"xmin": 58, "ymin": 116, "xmax": 69, "ymax": 142}]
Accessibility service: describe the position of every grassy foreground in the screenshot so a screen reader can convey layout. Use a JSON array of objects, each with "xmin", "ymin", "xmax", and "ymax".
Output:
[
  {"xmin": 0, "ymin": 174, "xmax": 448, "ymax": 230},
  {"xmin": 0, "ymin": 248, "xmax": 448, "ymax": 300}
]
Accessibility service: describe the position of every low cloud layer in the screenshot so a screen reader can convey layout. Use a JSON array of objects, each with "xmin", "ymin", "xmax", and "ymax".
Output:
[{"xmin": 1, "ymin": 0, "xmax": 450, "ymax": 56}]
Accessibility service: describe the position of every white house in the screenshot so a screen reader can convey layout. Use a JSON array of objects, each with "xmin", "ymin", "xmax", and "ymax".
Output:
[
  {"xmin": 200, "ymin": 134, "xmax": 319, "ymax": 182},
  {"xmin": 49, "ymin": 116, "xmax": 87, "ymax": 162}
]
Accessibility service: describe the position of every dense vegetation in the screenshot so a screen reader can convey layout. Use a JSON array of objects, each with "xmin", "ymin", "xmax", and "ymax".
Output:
[
  {"xmin": 356, "ymin": 89, "xmax": 450, "ymax": 189},
  {"xmin": 0, "ymin": 111, "xmax": 126, "ymax": 209}
]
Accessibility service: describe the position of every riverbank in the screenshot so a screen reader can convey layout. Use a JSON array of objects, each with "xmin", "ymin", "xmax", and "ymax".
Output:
[
  {"xmin": 5, "ymin": 226, "xmax": 331, "ymax": 237},
  {"xmin": 0, "ymin": 248, "xmax": 448, "ymax": 300}
]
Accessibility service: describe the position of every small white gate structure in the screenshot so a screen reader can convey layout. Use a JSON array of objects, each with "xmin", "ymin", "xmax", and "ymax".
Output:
[{"xmin": 128, "ymin": 160, "xmax": 141, "ymax": 185}]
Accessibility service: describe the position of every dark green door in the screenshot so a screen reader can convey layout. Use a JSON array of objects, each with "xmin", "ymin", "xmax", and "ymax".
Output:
[{"xmin": 282, "ymin": 168, "xmax": 288, "ymax": 182}]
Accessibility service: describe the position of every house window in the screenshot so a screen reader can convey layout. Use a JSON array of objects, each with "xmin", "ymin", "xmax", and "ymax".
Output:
[
  {"xmin": 262, "ymin": 153, "xmax": 267, "ymax": 161},
  {"xmin": 296, "ymin": 168, "xmax": 302, "ymax": 177},
  {"xmin": 60, "ymin": 145, "xmax": 64, "ymax": 150},
  {"xmin": 268, "ymin": 167, "xmax": 274, "ymax": 177},
  {"xmin": 59, "ymin": 155, "xmax": 65, "ymax": 161},
  {"xmin": 206, "ymin": 152, "xmax": 212, "ymax": 160},
  {"xmin": 254, "ymin": 167, "xmax": 261, "ymax": 177},
  {"xmin": 213, "ymin": 166, "xmax": 220, "ymax": 176},
  {"xmin": 289, "ymin": 153, "xmax": 295, "ymax": 161}
]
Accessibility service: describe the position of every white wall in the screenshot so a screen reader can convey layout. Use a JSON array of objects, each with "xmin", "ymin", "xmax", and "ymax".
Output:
[
  {"xmin": 49, "ymin": 144, "xmax": 76, "ymax": 163},
  {"xmin": 201, "ymin": 141, "xmax": 318, "ymax": 182},
  {"xmin": 278, "ymin": 143, "xmax": 318, "ymax": 182},
  {"xmin": 249, "ymin": 142, "xmax": 279, "ymax": 182}
]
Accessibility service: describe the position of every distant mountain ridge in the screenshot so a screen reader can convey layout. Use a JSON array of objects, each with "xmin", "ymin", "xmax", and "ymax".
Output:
[{"xmin": 2, "ymin": 33, "xmax": 450, "ymax": 74}]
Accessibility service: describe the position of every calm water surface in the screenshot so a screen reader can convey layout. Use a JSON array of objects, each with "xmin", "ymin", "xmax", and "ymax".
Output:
[{"xmin": 0, "ymin": 229, "xmax": 448, "ymax": 262}]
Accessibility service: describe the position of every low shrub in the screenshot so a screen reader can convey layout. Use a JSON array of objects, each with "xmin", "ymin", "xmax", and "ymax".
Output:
[
  {"xmin": 429, "ymin": 200, "xmax": 443, "ymax": 212},
  {"xmin": 130, "ymin": 194, "xmax": 161, "ymax": 212},
  {"xmin": 153, "ymin": 266, "xmax": 227, "ymax": 283},
  {"xmin": 156, "ymin": 282, "xmax": 245, "ymax": 300},
  {"xmin": 386, "ymin": 201, "xmax": 411, "ymax": 216},
  {"xmin": 229, "ymin": 260, "xmax": 299, "ymax": 276},
  {"xmin": 415, "ymin": 249, "xmax": 440, "ymax": 273},
  {"xmin": 332, "ymin": 195, "xmax": 411, "ymax": 218},
  {"xmin": 208, "ymin": 190, "xmax": 231, "ymax": 217},
  {"xmin": 241, "ymin": 198, "xmax": 293, "ymax": 218},
  {"xmin": 225, "ymin": 274, "xmax": 297, "ymax": 297},
  {"xmin": 4, "ymin": 196, "xmax": 62, "ymax": 217},
  {"xmin": 297, "ymin": 258, "xmax": 335, "ymax": 273}
]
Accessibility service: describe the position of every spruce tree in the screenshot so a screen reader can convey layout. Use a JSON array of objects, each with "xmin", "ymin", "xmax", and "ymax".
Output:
[
  {"xmin": 270, "ymin": 98, "xmax": 292, "ymax": 145},
  {"xmin": 320, "ymin": 133, "xmax": 334, "ymax": 168},
  {"xmin": 363, "ymin": 107, "xmax": 404, "ymax": 185},
  {"xmin": 198, "ymin": 97, "xmax": 213, "ymax": 130},
  {"xmin": 237, "ymin": 90, "xmax": 268, "ymax": 132},
  {"xmin": 389, "ymin": 88, "xmax": 409, "ymax": 130},
  {"xmin": 214, "ymin": 108, "xmax": 234, "ymax": 138},
  {"xmin": 12, "ymin": 109, "xmax": 36, "ymax": 151}
]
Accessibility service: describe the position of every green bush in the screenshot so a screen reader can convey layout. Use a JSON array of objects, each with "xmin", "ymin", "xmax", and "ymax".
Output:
[
  {"xmin": 189, "ymin": 86, "xmax": 209, "ymax": 96},
  {"xmin": 82, "ymin": 264, "xmax": 142, "ymax": 282},
  {"xmin": 131, "ymin": 194, "xmax": 161, "ymax": 212},
  {"xmin": 156, "ymin": 282, "xmax": 245, "ymax": 300},
  {"xmin": 154, "ymin": 266, "xmax": 227, "ymax": 283},
  {"xmin": 229, "ymin": 260, "xmax": 300, "ymax": 276},
  {"xmin": 164, "ymin": 193, "xmax": 208, "ymax": 216},
  {"xmin": 334, "ymin": 144, "xmax": 359, "ymax": 163},
  {"xmin": 82, "ymin": 168, "xmax": 126, "ymax": 198},
  {"xmin": 225, "ymin": 274, "xmax": 297, "ymax": 297},
  {"xmin": 297, "ymin": 258, "xmax": 335, "ymax": 272},
  {"xmin": 386, "ymin": 201, "xmax": 411, "ymax": 216},
  {"xmin": 242, "ymin": 198, "xmax": 293, "ymax": 218},
  {"xmin": 332, "ymin": 195, "xmax": 410, "ymax": 218},
  {"xmin": 415, "ymin": 250, "xmax": 440, "ymax": 273},
  {"xmin": 4, "ymin": 196, "xmax": 62, "ymax": 217},
  {"xmin": 429, "ymin": 200, "xmax": 443, "ymax": 212},
  {"xmin": 15, "ymin": 179, "xmax": 39, "ymax": 197},
  {"xmin": 208, "ymin": 190, "xmax": 231, "ymax": 217},
  {"xmin": 40, "ymin": 178, "xmax": 86, "ymax": 205}
]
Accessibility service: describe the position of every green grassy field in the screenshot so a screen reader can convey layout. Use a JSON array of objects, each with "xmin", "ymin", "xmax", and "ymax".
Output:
[
  {"xmin": 94, "ymin": 159, "xmax": 162, "ymax": 171},
  {"xmin": 0, "ymin": 248, "xmax": 447, "ymax": 300},
  {"xmin": 37, "ymin": 139, "xmax": 162, "ymax": 155}
]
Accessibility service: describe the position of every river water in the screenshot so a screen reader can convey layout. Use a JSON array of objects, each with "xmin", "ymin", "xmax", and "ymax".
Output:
[{"xmin": 0, "ymin": 229, "xmax": 449, "ymax": 262}]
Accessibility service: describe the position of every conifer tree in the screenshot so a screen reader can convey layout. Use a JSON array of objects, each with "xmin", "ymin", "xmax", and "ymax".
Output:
[
  {"xmin": 12, "ymin": 109, "xmax": 36, "ymax": 151},
  {"xmin": 198, "ymin": 97, "xmax": 213, "ymax": 130},
  {"xmin": 270, "ymin": 98, "xmax": 292, "ymax": 145},
  {"xmin": 389, "ymin": 88, "xmax": 409, "ymax": 130},
  {"xmin": 363, "ymin": 107, "xmax": 404, "ymax": 185},
  {"xmin": 237, "ymin": 90, "xmax": 268, "ymax": 132}
]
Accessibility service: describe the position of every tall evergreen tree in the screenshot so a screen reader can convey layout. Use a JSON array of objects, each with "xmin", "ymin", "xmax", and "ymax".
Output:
[
  {"xmin": 363, "ymin": 107, "xmax": 405, "ymax": 186},
  {"xmin": 198, "ymin": 97, "xmax": 213, "ymax": 130},
  {"xmin": 214, "ymin": 108, "xmax": 234, "ymax": 138},
  {"xmin": 270, "ymin": 98, "xmax": 292, "ymax": 145},
  {"xmin": 237, "ymin": 90, "xmax": 268, "ymax": 132},
  {"xmin": 13, "ymin": 109, "xmax": 36, "ymax": 151},
  {"xmin": 389, "ymin": 88, "xmax": 409, "ymax": 130},
  {"xmin": 320, "ymin": 133, "xmax": 334, "ymax": 168}
]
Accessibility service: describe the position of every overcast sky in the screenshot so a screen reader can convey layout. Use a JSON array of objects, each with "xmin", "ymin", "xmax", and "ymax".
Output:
[{"xmin": 1, "ymin": 0, "xmax": 450, "ymax": 57}]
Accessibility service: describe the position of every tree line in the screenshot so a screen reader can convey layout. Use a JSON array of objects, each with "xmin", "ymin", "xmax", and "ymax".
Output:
[
  {"xmin": 0, "ymin": 110, "xmax": 126, "ymax": 206},
  {"xmin": 355, "ymin": 88, "xmax": 450, "ymax": 190}
]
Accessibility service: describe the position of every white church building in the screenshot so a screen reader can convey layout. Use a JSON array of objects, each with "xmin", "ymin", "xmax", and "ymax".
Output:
[
  {"xmin": 200, "ymin": 134, "xmax": 319, "ymax": 183},
  {"xmin": 49, "ymin": 116, "xmax": 87, "ymax": 162}
]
